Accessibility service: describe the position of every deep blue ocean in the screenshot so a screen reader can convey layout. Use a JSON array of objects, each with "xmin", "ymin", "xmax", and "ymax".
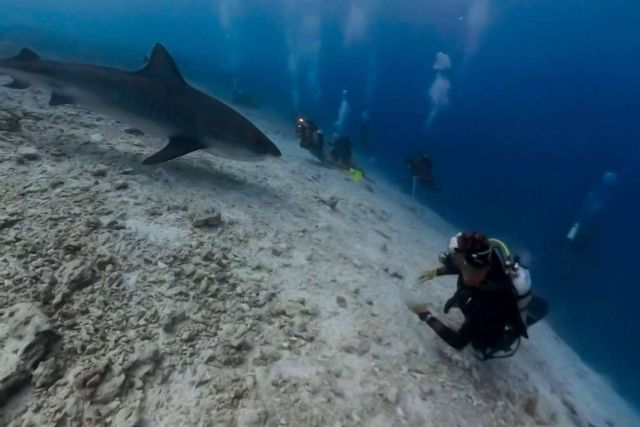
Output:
[{"xmin": 2, "ymin": 0, "xmax": 639, "ymax": 408}]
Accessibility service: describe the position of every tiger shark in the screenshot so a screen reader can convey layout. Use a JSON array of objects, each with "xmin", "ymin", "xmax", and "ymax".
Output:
[{"xmin": 0, "ymin": 43, "xmax": 281, "ymax": 164}]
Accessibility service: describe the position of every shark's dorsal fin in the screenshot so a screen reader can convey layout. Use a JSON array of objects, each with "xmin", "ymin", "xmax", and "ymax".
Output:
[
  {"xmin": 138, "ymin": 44, "xmax": 185, "ymax": 84},
  {"xmin": 13, "ymin": 48, "xmax": 40, "ymax": 62}
]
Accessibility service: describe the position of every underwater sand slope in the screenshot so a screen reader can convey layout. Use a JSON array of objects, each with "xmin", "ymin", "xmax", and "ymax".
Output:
[{"xmin": 0, "ymin": 81, "xmax": 638, "ymax": 426}]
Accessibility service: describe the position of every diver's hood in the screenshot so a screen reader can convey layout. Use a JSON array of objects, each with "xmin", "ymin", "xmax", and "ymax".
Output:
[{"xmin": 448, "ymin": 232, "xmax": 492, "ymax": 268}]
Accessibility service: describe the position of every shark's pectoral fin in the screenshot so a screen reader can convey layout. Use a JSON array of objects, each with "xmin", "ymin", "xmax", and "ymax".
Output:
[
  {"xmin": 49, "ymin": 92, "xmax": 75, "ymax": 106},
  {"xmin": 3, "ymin": 78, "xmax": 30, "ymax": 89},
  {"xmin": 142, "ymin": 135, "xmax": 205, "ymax": 165}
]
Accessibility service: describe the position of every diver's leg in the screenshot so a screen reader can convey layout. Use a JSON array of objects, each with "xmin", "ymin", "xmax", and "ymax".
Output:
[{"xmin": 418, "ymin": 311, "xmax": 471, "ymax": 350}]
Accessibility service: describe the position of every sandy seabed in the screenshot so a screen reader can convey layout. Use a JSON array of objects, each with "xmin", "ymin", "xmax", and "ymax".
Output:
[{"xmin": 0, "ymin": 81, "xmax": 638, "ymax": 427}]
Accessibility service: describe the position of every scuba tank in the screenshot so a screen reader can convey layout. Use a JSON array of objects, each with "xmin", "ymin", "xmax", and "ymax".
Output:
[
  {"xmin": 489, "ymin": 239, "xmax": 550, "ymax": 329},
  {"xmin": 489, "ymin": 238, "xmax": 532, "ymax": 323}
]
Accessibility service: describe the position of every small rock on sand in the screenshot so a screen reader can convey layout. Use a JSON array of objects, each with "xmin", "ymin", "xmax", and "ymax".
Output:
[
  {"xmin": 114, "ymin": 181, "xmax": 129, "ymax": 190},
  {"xmin": 91, "ymin": 166, "xmax": 108, "ymax": 177},
  {"xmin": 18, "ymin": 147, "xmax": 40, "ymax": 161},
  {"xmin": 336, "ymin": 295, "xmax": 348, "ymax": 308},
  {"xmin": 124, "ymin": 128, "xmax": 144, "ymax": 136},
  {"xmin": 90, "ymin": 133, "xmax": 104, "ymax": 143},
  {"xmin": 328, "ymin": 197, "xmax": 339, "ymax": 210},
  {"xmin": 192, "ymin": 212, "xmax": 222, "ymax": 228}
]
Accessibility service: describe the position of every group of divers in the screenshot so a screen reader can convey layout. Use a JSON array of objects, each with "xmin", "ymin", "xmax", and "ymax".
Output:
[
  {"xmin": 295, "ymin": 114, "xmax": 549, "ymax": 361},
  {"xmin": 2, "ymin": 40, "xmax": 593, "ymax": 362},
  {"xmin": 295, "ymin": 115, "xmax": 434, "ymax": 190}
]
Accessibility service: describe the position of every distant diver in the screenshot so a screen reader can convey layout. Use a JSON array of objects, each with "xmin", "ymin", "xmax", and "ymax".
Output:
[
  {"xmin": 296, "ymin": 115, "xmax": 367, "ymax": 181},
  {"xmin": 565, "ymin": 171, "xmax": 618, "ymax": 251},
  {"xmin": 410, "ymin": 232, "xmax": 549, "ymax": 360},
  {"xmin": 0, "ymin": 43, "xmax": 281, "ymax": 164},
  {"xmin": 296, "ymin": 115, "xmax": 325, "ymax": 162},
  {"xmin": 404, "ymin": 152, "xmax": 435, "ymax": 197},
  {"xmin": 328, "ymin": 133, "xmax": 353, "ymax": 169}
]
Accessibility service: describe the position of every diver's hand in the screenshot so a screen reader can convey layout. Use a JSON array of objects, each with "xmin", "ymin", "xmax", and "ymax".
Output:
[
  {"xmin": 418, "ymin": 268, "xmax": 438, "ymax": 284},
  {"xmin": 406, "ymin": 301, "xmax": 428, "ymax": 315},
  {"xmin": 417, "ymin": 309, "xmax": 434, "ymax": 322}
]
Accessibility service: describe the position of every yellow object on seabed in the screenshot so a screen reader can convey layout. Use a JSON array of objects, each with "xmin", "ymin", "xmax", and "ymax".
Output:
[{"xmin": 349, "ymin": 168, "xmax": 363, "ymax": 182}]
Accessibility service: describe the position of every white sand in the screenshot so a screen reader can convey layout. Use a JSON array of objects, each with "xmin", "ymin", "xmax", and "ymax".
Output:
[{"xmin": 0, "ymin": 83, "xmax": 638, "ymax": 426}]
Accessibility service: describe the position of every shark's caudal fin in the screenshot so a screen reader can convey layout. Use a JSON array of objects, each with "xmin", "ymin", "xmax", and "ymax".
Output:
[
  {"xmin": 137, "ymin": 44, "xmax": 185, "ymax": 84},
  {"xmin": 12, "ymin": 48, "xmax": 40, "ymax": 62},
  {"xmin": 142, "ymin": 135, "xmax": 205, "ymax": 165}
]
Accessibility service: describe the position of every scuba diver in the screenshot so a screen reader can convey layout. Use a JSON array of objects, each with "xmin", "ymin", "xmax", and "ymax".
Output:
[
  {"xmin": 329, "ymin": 133, "xmax": 353, "ymax": 169},
  {"xmin": 565, "ymin": 171, "xmax": 618, "ymax": 251},
  {"xmin": 296, "ymin": 116, "xmax": 325, "ymax": 162},
  {"xmin": 295, "ymin": 117, "xmax": 366, "ymax": 181},
  {"xmin": 410, "ymin": 232, "xmax": 549, "ymax": 360},
  {"xmin": 405, "ymin": 152, "xmax": 434, "ymax": 190}
]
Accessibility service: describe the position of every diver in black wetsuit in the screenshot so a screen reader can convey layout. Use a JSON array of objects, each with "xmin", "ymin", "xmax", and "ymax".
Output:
[
  {"xmin": 565, "ymin": 171, "xmax": 618, "ymax": 252},
  {"xmin": 296, "ymin": 116, "xmax": 325, "ymax": 161},
  {"xmin": 405, "ymin": 152, "xmax": 434, "ymax": 189},
  {"xmin": 412, "ymin": 232, "xmax": 548, "ymax": 360},
  {"xmin": 329, "ymin": 134, "xmax": 353, "ymax": 168}
]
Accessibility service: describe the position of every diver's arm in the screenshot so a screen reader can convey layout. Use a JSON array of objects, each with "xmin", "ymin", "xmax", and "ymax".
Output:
[
  {"xmin": 435, "ymin": 265, "xmax": 455, "ymax": 276},
  {"xmin": 419, "ymin": 310, "xmax": 470, "ymax": 350},
  {"xmin": 419, "ymin": 266, "xmax": 453, "ymax": 283},
  {"xmin": 420, "ymin": 254, "xmax": 458, "ymax": 283}
]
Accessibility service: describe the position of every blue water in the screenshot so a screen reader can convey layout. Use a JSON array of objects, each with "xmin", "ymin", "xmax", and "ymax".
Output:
[{"xmin": 2, "ymin": 0, "xmax": 639, "ymax": 407}]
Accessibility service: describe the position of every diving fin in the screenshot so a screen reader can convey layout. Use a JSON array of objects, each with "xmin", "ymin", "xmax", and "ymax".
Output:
[
  {"xmin": 3, "ymin": 78, "xmax": 30, "ymax": 89},
  {"xmin": 142, "ymin": 135, "xmax": 205, "ymax": 165},
  {"xmin": 49, "ymin": 92, "xmax": 75, "ymax": 106},
  {"xmin": 525, "ymin": 295, "xmax": 549, "ymax": 327}
]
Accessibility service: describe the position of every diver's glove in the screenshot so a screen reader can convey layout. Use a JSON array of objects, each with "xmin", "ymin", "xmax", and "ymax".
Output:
[
  {"xmin": 418, "ymin": 268, "xmax": 438, "ymax": 284},
  {"xmin": 417, "ymin": 309, "xmax": 434, "ymax": 322}
]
